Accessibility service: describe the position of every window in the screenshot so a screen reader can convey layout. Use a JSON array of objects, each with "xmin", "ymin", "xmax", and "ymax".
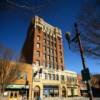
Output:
[
  {"xmin": 37, "ymin": 26, "xmax": 41, "ymax": 32},
  {"xmin": 43, "ymin": 54, "xmax": 46, "ymax": 60},
  {"xmin": 48, "ymin": 73, "xmax": 51, "ymax": 80},
  {"xmin": 60, "ymin": 51, "xmax": 62, "ymax": 56},
  {"xmin": 67, "ymin": 76, "xmax": 70, "ymax": 81},
  {"xmin": 61, "ymin": 59, "xmax": 63, "ymax": 63},
  {"xmin": 18, "ymin": 72, "xmax": 21, "ymax": 79},
  {"xmin": 58, "ymin": 37, "xmax": 61, "ymax": 43},
  {"xmin": 43, "ymin": 61, "xmax": 46, "ymax": 67},
  {"xmin": 47, "ymin": 48, "xmax": 50, "ymax": 53},
  {"xmin": 51, "ymin": 74, "xmax": 53, "ymax": 80},
  {"xmin": 59, "ymin": 45, "xmax": 61, "ymax": 49},
  {"xmin": 61, "ymin": 66, "xmax": 64, "ymax": 71},
  {"xmin": 47, "ymin": 41, "xmax": 50, "ymax": 45},
  {"xmin": 37, "ymin": 43, "xmax": 40, "ymax": 48},
  {"xmin": 51, "ymin": 63, "xmax": 54, "ymax": 69},
  {"xmin": 37, "ymin": 36, "xmax": 40, "ymax": 41},
  {"xmin": 36, "ymin": 60, "xmax": 40, "ymax": 66},
  {"xmin": 54, "ymin": 38, "xmax": 56, "ymax": 42},
  {"xmin": 47, "ymin": 63, "xmax": 50, "ymax": 68},
  {"xmin": 43, "ymin": 46, "xmax": 46, "ymax": 52},
  {"xmin": 61, "ymin": 75, "xmax": 64, "ymax": 81},
  {"xmin": 51, "ymin": 74, "xmax": 55, "ymax": 80},
  {"xmin": 24, "ymin": 72, "xmax": 27, "ymax": 80},
  {"xmin": 47, "ymin": 55, "xmax": 50, "ymax": 61},
  {"xmin": 56, "ymin": 74, "xmax": 59, "ymax": 80},
  {"xmin": 54, "ymin": 43, "xmax": 56, "ymax": 48},
  {"xmin": 45, "ymin": 73, "xmax": 47, "ymax": 79},
  {"xmin": 56, "ymin": 65, "xmax": 58, "ymax": 70},
  {"xmin": 43, "ymin": 39, "xmax": 46, "ymax": 44},
  {"xmin": 47, "ymin": 34, "xmax": 50, "ymax": 40},
  {"xmin": 37, "ymin": 51, "xmax": 40, "ymax": 57},
  {"xmin": 51, "ymin": 49, "xmax": 53, "ymax": 53},
  {"xmin": 44, "ymin": 33, "xmax": 46, "ymax": 39}
]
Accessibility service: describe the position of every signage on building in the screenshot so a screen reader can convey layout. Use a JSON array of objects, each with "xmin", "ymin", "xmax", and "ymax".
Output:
[{"xmin": 6, "ymin": 85, "xmax": 29, "ymax": 89}]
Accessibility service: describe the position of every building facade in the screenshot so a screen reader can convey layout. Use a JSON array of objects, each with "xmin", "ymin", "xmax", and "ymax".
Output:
[
  {"xmin": 77, "ymin": 75, "xmax": 87, "ymax": 96},
  {"xmin": 21, "ymin": 16, "xmax": 80, "ymax": 99},
  {"xmin": 65, "ymin": 70, "xmax": 80, "ymax": 97},
  {"xmin": 3, "ymin": 62, "xmax": 32, "ymax": 100},
  {"xmin": 32, "ymin": 65, "xmax": 79, "ymax": 99},
  {"xmin": 21, "ymin": 16, "xmax": 64, "ymax": 71}
]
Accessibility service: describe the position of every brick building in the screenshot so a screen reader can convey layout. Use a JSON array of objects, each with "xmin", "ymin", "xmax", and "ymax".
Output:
[
  {"xmin": 21, "ymin": 16, "xmax": 64, "ymax": 71},
  {"xmin": 20, "ymin": 16, "xmax": 80, "ymax": 99}
]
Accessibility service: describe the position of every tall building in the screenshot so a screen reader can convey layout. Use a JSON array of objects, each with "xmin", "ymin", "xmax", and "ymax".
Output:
[
  {"xmin": 21, "ymin": 16, "xmax": 64, "ymax": 71},
  {"xmin": 21, "ymin": 16, "xmax": 79, "ymax": 99}
]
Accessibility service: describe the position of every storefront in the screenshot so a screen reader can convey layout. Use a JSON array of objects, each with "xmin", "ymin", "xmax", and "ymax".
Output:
[
  {"xmin": 43, "ymin": 85, "xmax": 59, "ymax": 97},
  {"xmin": 5, "ymin": 85, "xmax": 29, "ymax": 100}
]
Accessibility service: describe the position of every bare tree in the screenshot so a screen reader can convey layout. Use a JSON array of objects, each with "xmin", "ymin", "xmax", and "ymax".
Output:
[
  {"xmin": 0, "ymin": 44, "xmax": 19, "ymax": 96},
  {"xmin": 76, "ymin": 0, "xmax": 100, "ymax": 59}
]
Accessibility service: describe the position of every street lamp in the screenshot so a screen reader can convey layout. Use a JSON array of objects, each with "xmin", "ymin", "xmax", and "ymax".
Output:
[{"xmin": 65, "ymin": 23, "xmax": 93, "ymax": 100}]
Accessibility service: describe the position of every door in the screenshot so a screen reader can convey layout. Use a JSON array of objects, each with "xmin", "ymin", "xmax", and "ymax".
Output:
[{"xmin": 9, "ymin": 91, "xmax": 19, "ymax": 100}]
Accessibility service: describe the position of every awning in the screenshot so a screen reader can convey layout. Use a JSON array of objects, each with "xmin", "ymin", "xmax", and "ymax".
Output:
[{"xmin": 6, "ymin": 85, "xmax": 29, "ymax": 89}]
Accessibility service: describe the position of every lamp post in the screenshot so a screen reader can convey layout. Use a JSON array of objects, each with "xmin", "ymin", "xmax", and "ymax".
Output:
[{"xmin": 65, "ymin": 23, "xmax": 93, "ymax": 100}]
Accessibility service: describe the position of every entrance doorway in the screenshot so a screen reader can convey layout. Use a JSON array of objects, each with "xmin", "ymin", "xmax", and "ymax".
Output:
[
  {"xmin": 9, "ymin": 91, "xmax": 18, "ymax": 100},
  {"xmin": 34, "ymin": 86, "xmax": 40, "ymax": 100},
  {"xmin": 62, "ymin": 87, "xmax": 66, "ymax": 97}
]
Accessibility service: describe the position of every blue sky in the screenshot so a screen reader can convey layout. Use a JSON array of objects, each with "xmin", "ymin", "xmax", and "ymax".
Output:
[{"xmin": 0, "ymin": 0, "xmax": 100, "ymax": 74}]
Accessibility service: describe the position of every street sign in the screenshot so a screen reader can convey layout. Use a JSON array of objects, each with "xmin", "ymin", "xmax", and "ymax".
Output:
[{"xmin": 81, "ymin": 68, "xmax": 91, "ymax": 81}]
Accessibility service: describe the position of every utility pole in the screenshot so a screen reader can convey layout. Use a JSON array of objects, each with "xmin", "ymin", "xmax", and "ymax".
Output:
[{"xmin": 74, "ymin": 23, "xmax": 93, "ymax": 100}]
